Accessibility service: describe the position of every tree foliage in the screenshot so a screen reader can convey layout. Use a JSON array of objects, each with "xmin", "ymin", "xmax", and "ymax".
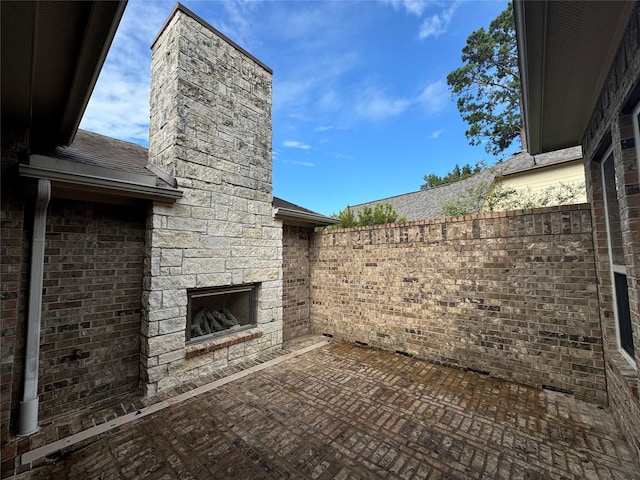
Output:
[
  {"xmin": 485, "ymin": 181, "xmax": 586, "ymax": 212},
  {"xmin": 421, "ymin": 161, "xmax": 486, "ymax": 190},
  {"xmin": 440, "ymin": 181, "xmax": 491, "ymax": 217},
  {"xmin": 446, "ymin": 3, "xmax": 521, "ymax": 156},
  {"xmin": 440, "ymin": 180, "xmax": 587, "ymax": 218},
  {"xmin": 328, "ymin": 203, "xmax": 407, "ymax": 230}
]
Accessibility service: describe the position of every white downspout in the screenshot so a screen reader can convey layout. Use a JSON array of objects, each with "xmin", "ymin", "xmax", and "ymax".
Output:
[{"xmin": 19, "ymin": 178, "xmax": 51, "ymax": 436}]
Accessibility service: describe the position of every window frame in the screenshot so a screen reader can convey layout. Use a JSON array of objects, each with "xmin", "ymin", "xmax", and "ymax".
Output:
[
  {"xmin": 633, "ymin": 100, "xmax": 640, "ymax": 175},
  {"xmin": 600, "ymin": 146, "xmax": 635, "ymax": 364}
]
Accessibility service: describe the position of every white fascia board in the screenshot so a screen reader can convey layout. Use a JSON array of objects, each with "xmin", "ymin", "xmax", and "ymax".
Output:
[
  {"xmin": 21, "ymin": 155, "xmax": 182, "ymax": 202},
  {"xmin": 273, "ymin": 207, "xmax": 339, "ymax": 227}
]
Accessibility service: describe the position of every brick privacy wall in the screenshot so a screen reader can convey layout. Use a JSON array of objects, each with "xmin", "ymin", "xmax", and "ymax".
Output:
[
  {"xmin": 1, "ymin": 130, "xmax": 29, "ymax": 441},
  {"xmin": 282, "ymin": 225, "xmax": 312, "ymax": 341},
  {"xmin": 310, "ymin": 205, "xmax": 606, "ymax": 402},
  {"xmin": 581, "ymin": 3, "xmax": 640, "ymax": 458},
  {"xmin": 144, "ymin": 6, "xmax": 281, "ymax": 396},
  {"xmin": 37, "ymin": 199, "xmax": 146, "ymax": 420}
]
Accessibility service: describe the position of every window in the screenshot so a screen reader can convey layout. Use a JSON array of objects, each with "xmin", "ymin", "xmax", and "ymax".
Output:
[{"xmin": 601, "ymin": 148, "xmax": 634, "ymax": 360}]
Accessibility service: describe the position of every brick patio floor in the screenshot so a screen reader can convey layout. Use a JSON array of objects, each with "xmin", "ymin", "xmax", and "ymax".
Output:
[{"xmin": 13, "ymin": 337, "xmax": 640, "ymax": 479}]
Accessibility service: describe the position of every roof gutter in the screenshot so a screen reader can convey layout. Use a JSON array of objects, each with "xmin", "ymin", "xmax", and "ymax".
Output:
[
  {"xmin": 513, "ymin": 0, "xmax": 544, "ymax": 155},
  {"xmin": 20, "ymin": 155, "xmax": 182, "ymax": 203},
  {"xmin": 273, "ymin": 206, "xmax": 339, "ymax": 228}
]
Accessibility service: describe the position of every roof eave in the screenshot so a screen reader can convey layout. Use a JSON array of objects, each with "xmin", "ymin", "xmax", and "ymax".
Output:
[
  {"xmin": 274, "ymin": 207, "xmax": 339, "ymax": 228},
  {"xmin": 59, "ymin": 1, "xmax": 128, "ymax": 147},
  {"xmin": 20, "ymin": 155, "xmax": 182, "ymax": 204},
  {"xmin": 0, "ymin": 1, "xmax": 128, "ymax": 152},
  {"xmin": 514, "ymin": 0, "xmax": 635, "ymax": 155}
]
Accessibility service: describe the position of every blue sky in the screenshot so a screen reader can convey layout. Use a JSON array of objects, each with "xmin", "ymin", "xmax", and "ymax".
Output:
[{"xmin": 80, "ymin": 0, "xmax": 514, "ymax": 216}]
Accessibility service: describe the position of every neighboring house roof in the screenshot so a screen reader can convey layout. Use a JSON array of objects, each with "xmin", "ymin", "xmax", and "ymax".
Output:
[
  {"xmin": 350, "ymin": 145, "xmax": 583, "ymax": 221},
  {"xmin": 494, "ymin": 145, "xmax": 583, "ymax": 178},
  {"xmin": 514, "ymin": 1, "xmax": 635, "ymax": 154},
  {"xmin": 1, "ymin": 1, "xmax": 127, "ymax": 152},
  {"xmin": 352, "ymin": 169, "xmax": 495, "ymax": 222}
]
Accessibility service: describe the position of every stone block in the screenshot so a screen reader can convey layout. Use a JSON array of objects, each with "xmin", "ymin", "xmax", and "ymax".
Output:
[
  {"xmin": 160, "ymin": 249, "xmax": 183, "ymax": 267},
  {"xmin": 157, "ymin": 348, "xmax": 186, "ymax": 365},
  {"xmin": 243, "ymin": 268, "xmax": 280, "ymax": 283},
  {"xmin": 182, "ymin": 257, "xmax": 225, "ymax": 274},
  {"xmin": 146, "ymin": 364, "xmax": 169, "ymax": 383},
  {"xmin": 180, "ymin": 189, "xmax": 212, "ymax": 207},
  {"xmin": 228, "ymin": 343, "xmax": 246, "ymax": 360},
  {"xmin": 167, "ymin": 216, "xmax": 208, "ymax": 232},
  {"xmin": 147, "ymin": 332, "xmax": 185, "ymax": 356},
  {"xmin": 148, "ymin": 307, "xmax": 182, "ymax": 323},
  {"xmin": 196, "ymin": 273, "xmax": 232, "ymax": 287},
  {"xmin": 182, "ymin": 248, "xmax": 213, "ymax": 258},
  {"xmin": 151, "ymin": 275, "xmax": 196, "ymax": 291},
  {"xmin": 158, "ymin": 317, "xmax": 187, "ymax": 335},
  {"xmin": 153, "ymin": 230, "xmax": 201, "ymax": 248}
]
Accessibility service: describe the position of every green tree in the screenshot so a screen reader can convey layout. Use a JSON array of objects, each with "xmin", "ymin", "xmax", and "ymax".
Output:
[
  {"xmin": 328, "ymin": 203, "xmax": 407, "ymax": 230},
  {"xmin": 440, "ymin": 181, "xmax": 491, "ymax": 217},
  {"xmin": 485, "ymin": 181, "xmax": 586, "ymax": 212},
  {"xmin": 446, "ymin": 3, "xmax": 521, "ymax": 156},
  {"xmin": 421, "ymin": 161, "xmax": 486, "ymax": 190},
  {"xmin": 440, "ymin": 180, "xmax": 587, "ymax": 218}
]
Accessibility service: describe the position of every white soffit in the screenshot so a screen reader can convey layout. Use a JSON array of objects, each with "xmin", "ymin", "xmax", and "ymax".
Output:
[{"xmin": 517, "ymin": 1, "xmax": 635, "ymax": 154}]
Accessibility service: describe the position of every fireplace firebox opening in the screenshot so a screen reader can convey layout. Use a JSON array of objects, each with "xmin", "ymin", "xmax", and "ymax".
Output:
[{"xmin": 187, "ymin": 284, "xmax": 258, "ymax": 342}]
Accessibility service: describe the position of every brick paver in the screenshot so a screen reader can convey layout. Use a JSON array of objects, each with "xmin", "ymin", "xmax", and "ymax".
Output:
[{"xmin": 16, "ymin": 340, "xmax": 640, "ymax": 479}]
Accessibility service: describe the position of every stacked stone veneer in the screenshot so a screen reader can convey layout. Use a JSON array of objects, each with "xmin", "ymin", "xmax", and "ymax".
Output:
[
  {"xmin": 581, "ymin": 3, "xmax": 640, "ymax": 458},
  {"xmin": 310, "ymin": 204, "xmax": 606, "ymax": 402},
  {"xmin": 143, "ymin": 6, "xmax": 281, "ymax": 396}
]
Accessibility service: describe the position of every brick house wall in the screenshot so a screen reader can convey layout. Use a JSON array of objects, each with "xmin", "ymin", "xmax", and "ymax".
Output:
[
  {"xmin": 282, "ymin": 225, "xmax": 313, "ymax": 341},
  {"xmin": 0, "ymin": 187, "xmax": 146, "ymax": 438},
  {"xmin": 1, "ymin": 129, "xmax": 30, "ymax": 444},
  {"xmin": 38, "ymin": 199, "xmax": 145, "ymax": 420},
  {"xmin": 580, "ymin": 3, "xmax": 640, "ymax": 458},
  {"xmin": 1, "ymin": 130, "xmax": 146, "ymax": 438},
  {"xmin": 309, "ymin": 205, "xmax": 606, "ymax": 403}
]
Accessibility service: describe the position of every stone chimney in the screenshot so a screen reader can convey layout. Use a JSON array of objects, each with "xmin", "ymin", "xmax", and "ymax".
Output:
[{"xmin": 142, "ymin": 4, "xmax": 282, "ymax": 396}]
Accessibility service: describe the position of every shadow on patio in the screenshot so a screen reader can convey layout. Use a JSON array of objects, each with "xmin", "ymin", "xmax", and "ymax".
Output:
[{"xmin": 15, "ymin": 336, "xmax": 640, "ymax": 480}]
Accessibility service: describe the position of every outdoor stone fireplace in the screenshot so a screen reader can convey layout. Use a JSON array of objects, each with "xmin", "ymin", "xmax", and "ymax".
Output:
[
  {"xmin": 187, "ymin": 284, "xmax": 258, "ymax": 341},
  {"xmin": 140, "ymin": 4, "xmax": 282, "ymax": 397}
]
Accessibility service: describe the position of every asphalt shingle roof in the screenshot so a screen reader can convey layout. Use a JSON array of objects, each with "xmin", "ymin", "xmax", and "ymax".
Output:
[
  {"xmin": 351, "ymin": 146, "xmax": 583, "ymax": 221},
  {"xmin": 52, "ymin": 129, "xmax": 328, "ymax": 219},
  {"xmin": 53, "ymin": 130, "xmax": 161, "ymax": 182}
]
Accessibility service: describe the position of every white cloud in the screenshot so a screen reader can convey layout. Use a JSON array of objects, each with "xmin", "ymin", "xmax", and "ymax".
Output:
[
  {"xmin": 211, "ymin": 0, "xmax": 266, "ymax": 51},
  {"xmin": 383, "ymin": 0, "xmax": 430, "ymax": 16},
  {"xmin": 283, "ymin": 160, "xmax": 315, "ymax": 167},
  {"xmin": 417, "ymin": 80, "xmax": 448, "ymax": 114},
  {"xmin": 80, "ymin": 1, "xmax": 171, "ymax": 143},
  {"xmin": 354, "ymin": 87, "xmax": 412, "ymax": 122},
  {"xmin": 428, "ymin": 129, "xmax": 445, "ymax": 139},
  {"xmin": 283, "ymin": 140, "xmax": 311, "ymax": 150},
  {"xmin": 418, "ymin": 2, "xmax": 459, "ymax": 39},
  {"xmin": 351, "ymin": 80, "xmax": 447, "ymax": 123},
  {"xmin": 315, "ymin": 126, "xmax": 334, "ymax": 132}
]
